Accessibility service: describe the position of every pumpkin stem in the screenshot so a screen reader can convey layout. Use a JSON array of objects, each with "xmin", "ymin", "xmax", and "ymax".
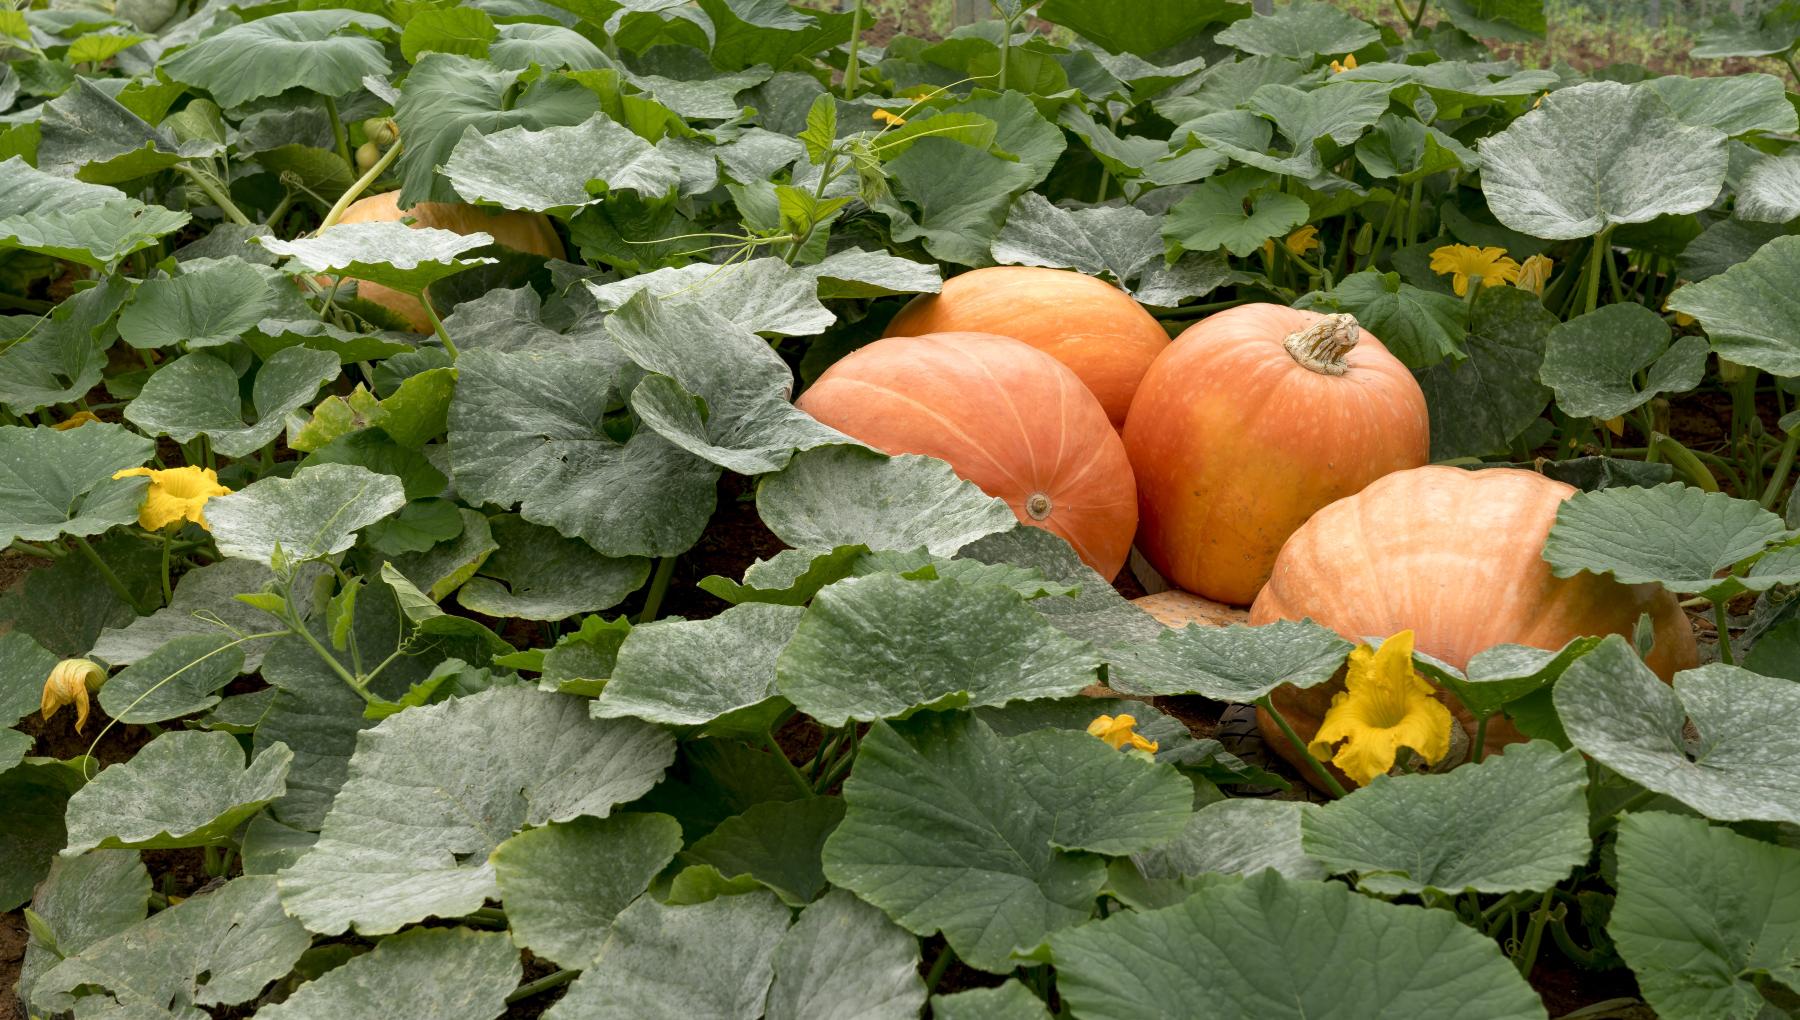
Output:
[
  {"xmin": 1284, "ymin": 313, "xmax": 1359, "ymax": 376},
  {"xmin": 1025, "ymin": 492, "xmax": 1053, "ymax": 521}
]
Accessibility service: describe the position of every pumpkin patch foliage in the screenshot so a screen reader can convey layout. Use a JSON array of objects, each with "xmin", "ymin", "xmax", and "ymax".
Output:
[{"xmin": 4, "ymin": 0, "xmax": 1800, "ymax": 1016}]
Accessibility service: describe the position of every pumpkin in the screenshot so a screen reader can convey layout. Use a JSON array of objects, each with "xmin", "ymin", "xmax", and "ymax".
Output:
[
  {"xmin": 1250, "ymin": 464, "xmax": 1698, "ymax": 781},
  {"xmin": 883, "ymin": 266, "xmax": 1169, "ymax": 430},
  {"xmin": 796, "ymin": 331, "xmax": 1138, "ymax": 580},
  {"xmin": 1122, "ymin": 305, "xmax": 1429, "ymax": 606},
  {"xmin": 1133, "ymin": 590, "xmax": 1249, "ymax": 630},
  {"xmin": 330, "ymin": 191, "xmax": 565, "ymax": 333}
]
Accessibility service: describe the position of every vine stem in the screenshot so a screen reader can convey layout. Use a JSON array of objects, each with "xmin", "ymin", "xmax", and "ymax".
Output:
[
  {"xmin": 922, "ymin": 943, "xmax": 956, "ymax": 992},
  {"xmin": 322, "ymin": 94, "xmax": 353, "ymax": 174},
  {"xmin": 420, "ymin": 291, "xmax": 458, "ymax": 359},
  {"xmin": 1255, "ymin": 696, "xmax": 1349, "ymax": 798},
  {"xmin": 763, "ymin": 730, "xmax": 816, "ymax": 798},
  {"xmin": 637, "ymin": 556, "xmax": 677, "ymax": 623},
  {"xmin": 507, "ymin": 969, "xmax": 579, "ymax": 1004},
  {"xmin": 1471, "ymin": 715, "xmax": 1489, "ymax": 763},
  {"xmin": 173, "ymin": 163, "xmax": 252, "ymax": 227},
  {"xmin": 158, "ymin": 531, "xmax": 173, "ymax": 607},
  {"xmin": 1712, "ymin": 601, "xmax": 1735, "ymax": 665},
  {"xmin": 1513, "ymin": 888, "xmax": 1557, "ymax": 977},
  {"xmin": 72, "ymin": 535, "xmax": 150, "ymax": 615},
  {"xmin": 1584, "ymin": 228, "xmax": 1611, "ymax": 316},
  {"xmin": 1760, "ymin": 429, "xmax": 1799, "ymax": 509},
  {"xmin": 843, "ymin": 0, "xmax": 864, "ymax": 99},
  {"xmin": 317, "ymin": 140, "xmax": 403, "ymax": 235}
]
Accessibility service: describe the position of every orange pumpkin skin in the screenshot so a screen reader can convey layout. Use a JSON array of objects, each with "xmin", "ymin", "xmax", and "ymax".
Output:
[
  {"xmin": 1133, "ymin": 591, "xmax": 1249, "ymax": 630},
  {"xmin": 796, "ymin": 332, "xmax": 1139, "ymax": 580},
  {"xmin": 1251, "ymin": 465, "xmax": 1698, "ymax": 774},
  {"xmin": 1122, "ymin": 305, "xmax": 1430, "ymax": 606},
  {"xmin": 332, "ymin": 191, "xmax": 565, "ymax": 332},
  {"xmin": 883, "ymin": 267, "xmax": 1169, "ymax": 430}
]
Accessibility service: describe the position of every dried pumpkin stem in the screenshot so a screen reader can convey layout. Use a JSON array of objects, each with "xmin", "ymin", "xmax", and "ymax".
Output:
[{"xmin": 1282, "ymin": 313, "xmax": 1359, "ymax": 377}]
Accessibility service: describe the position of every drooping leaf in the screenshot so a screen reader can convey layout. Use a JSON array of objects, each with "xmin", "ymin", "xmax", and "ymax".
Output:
[
  {"xmin": 63, "ymin": 731, "xmax": 290, "ymax": 853},
  {"xmin": 116, "ymin": 258, "xmax": 286, "ymax": 350},
  {"xmin": 1539, "ymin": 304, "xmax": 1707, "ymax": 420},
  {"xmin": 1106, "ymin": 618, "xmax": 1351, "ymax": 700},
  {"xmin": 124, "ymin": 346, "xmax": 339, "ymax": 457},
  {"xmin": 443, "ymin": 115, "xmax": 680, "ymax": 214},
  {"xmin": 764, "ymin": 889, "xmax": 927, "ymax": 1020},
  {"xmin": 992, "ymin": 194, "xmax": 1236, "ymax": 306},
  {"xmin": 160, "ymin": 11, "xmax": 394, "ymax": 108},
  {"xmin": 755, "ymin": 446, "xmax": 1016, "ymax": 558},
  {"xmin": 206, "ymin": 463, "xmax": 407, "ymax": 568},
  {"xmin": 254, "ymin": 926, "xmax": 520, "ymax": 1020},
  {"xmin": 1037, "ymin": 0, "xmax": 1242, "ymax": 58},
  {"xmin": 96, "ymin": 632, "xmax": 246, "ymax": 724},
  {"xmin": 34, "ymin": 77, "xmax": 194, "ymax": 184},
  {"xmin": 400, "ymin": 5, "xmax": 496, "ymax": 61},
  {"xmin": 0, "ymin": 760, "xmax": 87, "ymax": 912},
  {"xmin": 1667, "ymin": 234, "xmax": 1800, "ymax": 376},
  {"xmin": 1296, "ymin": 270, "xmax": 1465, "ymax": 370},
  {"xmin": 0, "ymin": 423, "xmax": 152, "ymax": 547},
  {"xmin": 1119, "ymin": 800, "xmax": 1326, "ymax": 912},
  {"xmin": 456, "ymin": 515, "xmax": 649, "ymax": 621},
  {"xmin": 874, "ymin": 138, "xmax": 1038, "ymax": 267},
  {"xmin": 0, "ymin": 157, "xmax": 189, "ymax": 269},
  {"xmin": 685, "ymin": 798, "xmax": 846, "ymax": 907},
  {"xmin": 932, "ymin": 982, "xmax": 1053, "ymax": 1020},
  {"xmin": 259, "ymin": 223, "xmax": 497, "ymax": 297},
  {"xmin": 1416, "ymin": 285, "xmax": 1555, "ymax": 459},
  {"xmin": 1163, "ymin": 168, "xmax": 1311, "ymax": 257},
  {"xmin": 802, "ymin": 248, "xmax": 943, "ymax": 300},
  {"xmin": 587, "ymin": 257, "xmax": 835, "ymax": 338},
  {"xmin": 1214, "ymin": 1, "xmax": 1381, "ymax": 58},
  {"xmin": 1644, "ymin": 73, "xmax": 1797, "ymax": 136},
  {"xmin": 594, "ymin": 602, "xmax": 803, "ymax": 732},
  {"xmin": 0, "ymin": 276, "xmax": 131, "ymax": 413},
  {"xmin": 960, "ymin": 526, "xmax": 1165, "ymax": 648},
  {"xmin": 1542, "ymin": 483, "xmax": 1793, "ymax": 601},
  {"xmin": 16, "ymin": 851, "xmax": 149, "ymax": 1012},
  {"xmin": 1437, "ymin": 0, "xmax": 1547, "ymax": 42}
]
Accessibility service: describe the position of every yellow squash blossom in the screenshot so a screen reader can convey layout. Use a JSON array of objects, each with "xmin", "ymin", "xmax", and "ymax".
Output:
[
  {"xmin": 1330, "ymin": 53, "xmax": 1358, "ymax": 74},
  {"xmin": 1429, "ymin": 244, "xmax": 1520, "ymax": 296},
  {"xmin": 1515, "ymin": 253, "xmax": 1553, "ymax": 296},
  {"xmin": 1307, "ymin": 630, "xmax": 1454, "ymax": 786},
  {"xmin": 53, "ymin": 411, "xmax": 102, "ymax": 430},
  {"xmin": 1087, "ymin": 713, "xmax": 1159, "ymax": 754},
  {"xmin": 1285, "ymin": 225, "xmax": 1321, "ymax": 256},
  {"xmin": 112, "ymin": 466, "xmax": 232, "ymax": 532},
  {"xmin": 42, "ymin": 659, "xmax": 107, "ymax": 733},
  {"xmin": 872, "ymin": 109, "xmax": 906, "ymax": 126},
  {"xmin": 1664, "ymin": 291, "xmax": 1695, "ymax": 327}
]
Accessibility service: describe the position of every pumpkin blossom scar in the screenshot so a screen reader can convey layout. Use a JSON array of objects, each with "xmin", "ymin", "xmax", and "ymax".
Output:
[
  {"xmin": 1306, "ymin": 630, "xmax": 1454, "ymax": 786},
  {"xmin": 1429, "ymin": 244, "xmax": 1521, "ymax": 296},
  {"xmin": 1087, "ymin": 713, "xmax": 1159, "ymax": 754},
  {"xmin": 41, "ymin": 658, "xmax": 108, "ymax": 733},
  {"xmin": 112, "ymin": 465, "xmax": 233, "ymax": 531}
]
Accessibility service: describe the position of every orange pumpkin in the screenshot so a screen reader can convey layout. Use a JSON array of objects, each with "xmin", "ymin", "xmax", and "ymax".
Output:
[
  {"xmin": 331, "ymin": 191, "xmax": 565, "ymax": 332},
  {"xmin": 1133, "ymin": 590, "xmax": 1249, "ymax": 630},
  {"xmin": 1251, "ymin": 465, "xmax": 1698, "ymax": 778},
  {"xmin": 883, "ymin": 267, "xmax": 1169, "ymax": 430},
  {"xmin": 1123, "ymin": 306, "xmax": 1429, "ymax": 606},
  {"xmin": 796, "ymin": 332, "xmax": 1138, "ymax": 580}
]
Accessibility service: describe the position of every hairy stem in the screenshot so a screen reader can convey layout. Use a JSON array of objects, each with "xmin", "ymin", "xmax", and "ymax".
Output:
[{"xmin": 1255, "ymin": 696, "xmax": 1349, "ymax": 798}]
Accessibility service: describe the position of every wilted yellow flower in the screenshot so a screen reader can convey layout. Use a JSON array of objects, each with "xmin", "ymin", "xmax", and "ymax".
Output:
[
  {"xmin": 112, "ymin": 466, "xmax": 232, "ymax": 531},
  {"xmin": 1515, "ymin": 253, "xmax": 1553, "ymax": 296},
  {"xmin": 872, "ymin": 109, "xmax": 907, "ymax": 126},
  {"xmin": 1087, "ymin": 713, "xmax": 1159, "ymax": 754},
  {"xmin": 1330, "ymin": 53, "xmax": 1358, "ymax": 74},
  {"xmin": 1429, "ymin": 244, "xmax": 1520, "ymax": 296},
  {"xmin": 1603, "ymin": 416, "xmax": 1626, "ymax": 437},
  {"xmin": 42, "ymin": 659, "xmax": 107, "ymax": 733},
  {"xmin": 1285, "ymin": 225, "xmax": 1321, "ymax": 256},
  {"xmin": 1306, "ymin": 631, "xmax": 1454, "ymax": 786},
  {"xmin": 53, "ymin": 411, "xmax": 102, "ymax": 430}
]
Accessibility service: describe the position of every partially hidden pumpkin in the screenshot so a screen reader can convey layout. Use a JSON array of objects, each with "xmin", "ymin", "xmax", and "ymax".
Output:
[
  {"xmin": 1123, "ymin": 305, "xmax": 1429, "ymax": 606},
  {"xmin": 796, "ymin": 332, "xmax": 1138, "ymax": 580},
  {"xmin": 883, "ymin": 266, "xmax": 1169, "ymax": 430},
  {"xmin": 331, "ymin": 191, "xmax": 565, "ymax": 333},
  {"xmin": 1251, "ymin": 465, "xmax": 1698, "ymax": 781},
  {"xmin": 1133, "ymin": 590, "xmax": 1249, "ymax": 630}
]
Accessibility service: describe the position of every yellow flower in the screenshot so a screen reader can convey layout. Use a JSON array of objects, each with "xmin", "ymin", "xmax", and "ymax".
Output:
[
  {"xmin": 1306, "ymin": 630, "xmax": 1454, "ymax": 786},
  {"xmin": 111, "ymin": 466, "xmax": 232, "ymax": 532},
  {"xmin": 42, "ymin": 659, "xmax": 107, "ymax": 733},
  {"xmin": 872, "ymin": 109, "xmax": 906, "ymax": 126},
  {"xmin": 1087, "ymin": 713, "xmax": 1159, "ymax": 754},
  {"xmin": 1330, "ymin": 53, "xmax": 1358, "ymax": 73},
  {"xmin": 1429, "ymin": 244, "xmax": 1520, "ymax": 296},
  {"xmin": 1664, "ymin": 291, "xmax": 1696, "ymax": 327},
  {"xmin": 1285, "ymin": 225, "xmax": 1321, "ymax": 257},
  {"xmin": 1533, "ymin": 91, "xmax": 1547, "ymax": 109},
  {"xmin": 53, "ymin": 411, "xmax": 102, "ymax": 430},
  {"xmin": 1515, "ymin": 253, "xmax": 1553, "ymax": 296},
  {"xmin": 1603, "ymin": 416, "xmax": 1626, "ymax": 437}
]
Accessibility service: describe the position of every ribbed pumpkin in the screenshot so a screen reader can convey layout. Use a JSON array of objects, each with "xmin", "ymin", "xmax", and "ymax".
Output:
[
  {"xmin": 1251, "ymin": 465, "xmax": 1698, "ymax": 778},
  {"xmin": 331, "ymin": 191, "xmax": 565, "ymax": 332},
  {"xmin": 1123, "ymin": 305, "xmax": 1429, "ymax": 606},
  {"xmin": 1133, "ymin": 590, "xmax": 1249, "ymax": 629},
  {"xmin": 796, "ymin": 332, "xmax": 1138, "ymax": 580},
  {"xmin": 883, "ymin": 267, "xmax": 1169, "ymax": 430}
]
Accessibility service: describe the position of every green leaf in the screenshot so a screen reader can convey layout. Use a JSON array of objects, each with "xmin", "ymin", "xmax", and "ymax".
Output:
[
  {"xmin": 1746, "ymin": 617, "xmax": 1800, "ymax": 680},
  {"xmin": 1297, "ymin": 270, "xmax": 1465, "ymax": 370},
  {"xmin": 1300, "ymin": 740, "xmax": 1588, "ymax": 896},
  {"xmin": 16, "ymin": 851, "xmax": 149, "ymax": 1012},
  {"xmin": 1668, "ymin": 234, "xmax": 1800, "ymax": 376},
  {"xmin": 1539, "ymin": 304, "xmax": 1707, "ymax": 420},
  {"xmin": 1246, "ymin": 80, "xmax": 1394, "ymax": 151},
  {"xmin": 0, "ymin": 630, "xmax": 58, "ymax": 725},
  {"xmin": 1416, "ymin": 285, "xmax": 1555, "ymax": 459},
  {"xmin": 1437, "ymin": 0, "xmax": 1546, "ymax": 42},
  {"xmin": 933, "ymin": 981, "xmax": 1053, "ymax": 1020},
  {"xmin": 277, "ymin": 686, "xmax": 675, "ymax": 935},
  {"xmin": 389, "ymin": 508, "xmax": 498, "ymax": 601},
  {"xmin": 96, "ymin": 632, "xmax": 246, "ymax": 724},
  {"xmin": 255, "ymin": 926, "xmax": 519, "ymax": 1020},
  {"xmin": 0, "ymin": 534, "xmax": 156, "ymax": 658},
  {"xmin": 588, "ymin": 257, "xmax": 835, "ymax": 338},
  {"xmin": 1644, "ymin": 73, "xmax": 1797, "ymax": 136},
  {"xmin": 594, "ymin": 602, "xmax": 803, "ymax": 731},
  {"xmin": 1409, "ymin": 636, "xmax": 1602, "ymax": 719},
  {"xmin": 1163, "ymin": 168, "xmax": 1311, "ymax": 257},
  {"xmin": 777, "ymin": 574, "xmax": 1101, "ymax": 727},
  {"xmin": 874, "ymin": 137, "xmax": 1037, "ymax": 267},
  {"xmin": 1037, "ymin": 0, "xmax": 1241, "ymax": 57},
  {"xmin": 448, "ymin": 344, "xmax": 718, "ymax": 557},
  {"xmin": 491, "ymin": 812, "xmax": 684, "ymax": 968},
  {"xmin": 259, "ymin": 222, "xmax": 497, "ymax": 297},
  {"xmin": 64, "ymin": 730, "xmax": 290, "ymax": 853},
  {"xmin": 1118, "ymin": 800, "xmax": 1326, "ymax": 911},
  {"xmin": 457, "ymin": 515, "xmax": 649, "ymax": 621},
  {"xmin": 117, "ymin": 258, "xmax": 285, "ymax": 350},
  {"xmin": 124, "ymin": 346, "xmax": 338, "ymax": 458},
  {"xmin": 685, "ymin": 798, "xmax": 846, "ymax": 907},
  {"xmin": 960, "ymin": 526, "xmax": 1165, "ymax": 648},
  {"xmin": 490, "ymin": 22, "xmax": 609, "ymax": 71},
  {"xmin": 1737, "ymin": 152, "xmax": 1800, "ymax": 224},
  {"xmin": 798, "ymin": 92, "xmax": 836, "ymax": 164},
  {"xmin": 444, "ymin": 116, "xmax": 680, "ymax": 214},
  {"xmin": 1214, "ymin": 1, "xmax": 1381, "ymax": 58},
  {"xmin": 1542, "ymin": 483, "xmax": 1791, "ymax": 600},
  {"xmin": 992, "ymin": 193, "xmax": 1237, "ymax": 307},
  {"xmin": 1555, "ymin": 637, "xmax": 1800, "ymax": 825},
  {"xmin": 1048, "ymin": 871, "xmax": 1546, "ymax": 1020},
  {"xmin": 34, "ymin": 78, "xmax": 193, "ymax": 185},
  {"xmin": 1354, "ymin": 113, "xmax": 1476, "ymax": 184},
  {"xmin": 0, "ymin": 276, "xmax": 131, "ymax": 413},
  {"xmin": 30, "ymin": 876, "xmax": 312, "ymax": 1017},
  {"xmin": 0, "ymin": 423, "xmax": 152, "ymax": 547},
  {"xmin": 401, "ymin": 5, "xmax": 496, "ymax": 61},
  {"xmin": 765, "ymin": 889, "xmax": 927, "ymax": 1020},
  {"xmin": 544, "ymin": 891, "xmax": 793, "ymax": 1020},
  {"xmin": 0, "ymin": 760, "xmax": 87, "ymax": 911},
  {"xmin": 1690, "ymin": 1, "xmax": 1800, "ymax": 57},
  {"xmin": 1106, "ymin": 618, "xmax": 1352, "ymax": 700},
  {"xmin": 0, "ymin": 157, "xmax": 189, "ymax": 270},
  {"xmin": 755, "ymin": 446, "xmax": 1016, "ymax": 558},
  {"xmin": 1610, "ymin": 812, "xmax": 1800, "ymax": 1020},
  {"xmin": 161, "ymin": 11, "xmax": 395, "ymax": 109},
  {"xmin": 1478, "ymin": 81, "xmax": 1727, "ymax": 240},
  {"xmin": 207, "ymin": 463, "xmax": 407, "ymax": 568}
]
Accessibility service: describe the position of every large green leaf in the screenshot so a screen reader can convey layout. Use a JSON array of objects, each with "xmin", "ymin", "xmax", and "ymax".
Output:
[
  {"xmin": 1437, "ymin": 0, "xmax": 1546, "ymax": 42},
  {"xmin": 594, "ymin": 602, "xmax": 803, "ymax": 731},
  {"xmin": 444, "ymin": 115, "xmax": 680, "ymax": 214},
  {"xmin": 0, "ymin": 760, "xmax": 87, "ymax": 912},
  {"xmin": 260, "ymin": 223, "xmax": 497, "ymax": 297},
  {"xmin": 124, "ymin": 346, "xmax": 338, "ymax": 458},
  {"xmin": 1417, "ymin": 285, "xmax": 1555, "ymax": 459},
  {"xmin": 588, "ymin": 258, "xmax": 835, "ymax": 339},
  {"xmin": 1556, "ymin": 637, "xmax": 1800, "ymax": 825},
  {"xmin": 1107, "ymin": 618, "xmax": 1351, "ymax": 699},
  {"xmin": 1297, "ymin": 270, "xmax": 1465, "ymax": 370},
  {"xmin": 1214, "ymin": 1, "xmax": 1381, "ymax": 58},
  {"xmin": 96, "ymin": 632, "xmax": 246, "ymax": 724},
  {"xmin": 765, "ymin": 889, "xmax": 927, "ymax": 1020},
  {"xmin": 64, "ymin": 730, "xmax": 290, "ymax": 853},
  {"xmin": 1737, "ymin": 152, "xmax": 1800, "ymax": 223},
  {"xmin": 875, "ymin": 137, "xmax": 1037, "ymax": 267},
  {"xmin": 206, "ymin": 463, "xmax": 407, "ymax": 567},
  {"xmin": 92, "ymin": 559, "xmax": 300, "ymax": 672},
  {"xmin": 1478, "ymin": 81, "xmax": 1727, "ymax": 239},
  {"xmin": 544, "ymin": 891, "xmax": 793, "ymax": 1020},
  {"xmin": 1300, "ymin": 740, "xmax": 1589, "ymax": 896},
  {"xmin": 1164, "ymin": 167, "xmax": 1311, "ymax": 257},
  {"xmin": 684, "ymin": 798, "xmax": 845, "ymax": 907},
  {"xmin": 34, "ymin": 77, "xmax": 196, "ymax": 184},
  {"xmin": 1120, "ymin": 800, "xmax": 1326, "ymax": 911},
  {"xmin": 116, "ymin": 257, "xmax": 287, "ymax": 350},
  {"xmin": 277, "ymin": 686, "xmax": 675, "ymax": 934},
  {"xmin": 161, "ymin": 11, "xmax": 393, "ymax": 108},
  {"xmin": 491, "ymin": 812, "xmax": 683, "ymax": 968},
  {"xmin": 1539, "ymin": 303, "xmax": 1707, "ymax": 420},
  {"xmin": 777, "ymin": 574, "xmax": 1101, "ymax": 726},
  {"xmin": 16, "ymin": 851, "xmax": 149, "ymax": 1012},
  {"xmin": 0, "ymin": 630, "xmax": 58, "ymax": 725},
  {"xmin": 0, "ymin": 276, "xmax": 132, "ymax": 415},
  {"xmin": 456, "ymin": 515, "xmax": 648, "ymax": 621},
  {"xmin": 1037, "ymin": 0, "xmax": 1242, "ymax": 57},
  {"xmin": 932, "ymin": 982, "xmax": 1053, "ymax": 1020},
  {"xmin": 992, "ymin": 193, "xmax": 1237, "ymax": 307},
  {"xmin": 255, "ymin": 926, "xmax": 519, "ymax": 1020},
  {"xmin": 960, "ymin": 526, "xmax": 1165, "ymax": 648},
  {"xmin": 1048, "ymin": 871, "xmax": 1546, "ymax": 1020},
  {"xmin": 0, "ymin": 157, "xmax": 189, "ymax": 270},
  {"xmin": 1644, "ymin": 73, "xmax": 1797, "ymax": 136},
  {"xmin": 1690, "ymin": 2, "xmax": 1800, "ymax": 57},
  {"xmin": 1542, "ymin": 483, "xmax": 1793, "ymax": 601},
  {"xmin": 0, "ymin": 423, "xmax": 152, "ymax": 547},
  {"xmin": 1668, "ymin": 234, "xmax": 1800, "ymax": 376},
  {"xmin": 1610, "ymin": 812, "xmax": 1800, "ymax": 1020},
  {"xmin": 755, "ymin": 446, "xmax": 1016, "ymax": 558}
]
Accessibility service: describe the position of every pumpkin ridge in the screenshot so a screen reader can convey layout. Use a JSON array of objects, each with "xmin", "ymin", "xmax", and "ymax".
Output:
[{"xmin": 813, "ymin": 375, "xmax": 1036, "ymax": 494}]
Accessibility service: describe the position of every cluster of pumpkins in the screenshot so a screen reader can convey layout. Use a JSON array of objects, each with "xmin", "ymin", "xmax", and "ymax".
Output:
[{"xmin": 337, "ymin": 199, "xmax": 1697, "ymax": 783}]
